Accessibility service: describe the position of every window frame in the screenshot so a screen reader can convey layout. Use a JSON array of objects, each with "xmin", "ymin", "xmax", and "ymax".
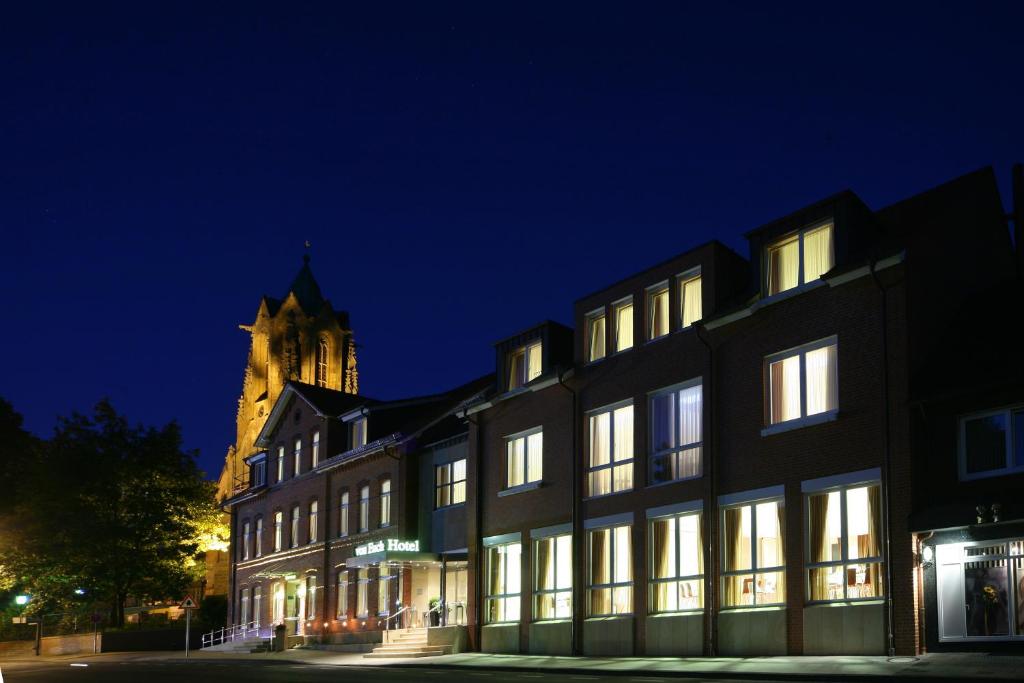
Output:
[
  {"xmin": 646, "ymin": 281, "xmax": 670, "ymax": 342},
  {"xmin": 764, "ymin": 219, "xmax": 835, "ymax": 297},
  {"xmin": 612, "ymin": 296, "xmax": 634, "ymax": 353},
  {"xmin": 677, "ymin": 268, "xmax": 702, "ymax": 330},
  {"xmin": 358, "ymin": 484, "xmax": 370, "ymax": 533},
  {"xmin": 484, "ymin": 541, "xmax": 523, "ymax": 624},
  {"xmin": 293, "ymin": 438, "xmax": 302, "ymax": 477},
  {"xmin": 241, "ymin": 520, "xmax": 251, "ymax": 561},
  {"xmin": 380, "ymin": 478, "xmax": 391, "ymax": 528},
  {"xmin": 308, "ymin": 500, "xmax": 319, "ymax": 544},
  {"xmin": 316, "ymin": 336, "xmax": 329, "ymax": 388},
  {"xmin": 648, "ymin": 379, "xmax": 704, "ymax": 486},
  {"xmin": 648, "ymin": 510, "xmax": 704, "ymax": 614},
  {"xmin": 763, "ymin": 336, "xmax": 839, "ymax": 434},
  {"xmin": 505, "ymin": 427, "xmax": 543, "ymax": 490},
  {"xmin": 339, "ymin": 490, "xmax": 350, "ymax": 537},
  {"xmin": 720, "ymin": 496, "xmax": 786, "ymax": 609},
  {"xmin": 290, "ymin": 504, "xmax": 301, "ymax": 548},
  {"xmin": 336, "ymin": 570, "xmax": 349, "ymax": 620},
  {"xmin": 254, "ymin": 516, "xmax": 263, "ymax": 557},
  {"xmin": 311, "ymin": 430, "xmax": 320, "ymax": 468},
  {"xmin": 507, "ymin": 340, "xmax": 543, "ymax": 390},
  {"xmin": 533, "ymin": 532, "xmax": 572, "ymax": 621},
  {"xmin": 586, "ymin": 401, "xmax": 635, "ymax": 498},
  {"xmin": 435, "ymin": 459, "xmax": 467, "ymax": 509},
  {"xmin": 273, "ymin": 510, "xmax": 283, "ymax": 552},
  {"xmin": 351, "ymin": 417, "xmax": 367, "ymax": 450},
  {"xmin": 276, "ymin": 445, "xmax": 285, "ymax": 483},
  {"xmin": 585, "ymin": 307, "xmax": 607, "ymax": 363},
  {"xmin": 587, "ymin": 524, "xmax": 633, "ymax": 616},
  {"xmin": 958, "ymin": 405, "xmax": 1024, "ymax": 481}
]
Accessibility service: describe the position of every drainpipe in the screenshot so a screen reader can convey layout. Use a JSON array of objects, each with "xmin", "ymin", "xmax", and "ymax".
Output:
[
  {"xmin": 869, "ymin": 259, "xmax": 897, "ymax": 657},
  {"xmin": 459, "ymin": 406, "xmax": 485, "ymax": 652},
  {"xmin": 915, "ymin": 531, "xmax": 934, "ymax": 653},
  {"xmin": 1012, "ymin": 163, "xmax": 1023, "ymax": 280},
  {"xmin": 554, "ymin": 367, "xmax": 580, "ymax": 656},
  {"xmin": 695, "ymin": 324, "xmax": 717, "ymax": 656}
]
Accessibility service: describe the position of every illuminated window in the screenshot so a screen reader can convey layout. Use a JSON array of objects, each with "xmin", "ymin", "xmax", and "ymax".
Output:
[
  {"xmin": 959, "ymin": 406, "xmax": 1024, "ymax": 481},
  {"xmin": 273, "ymin": 511, "xmax": 283, "ymax": 552},
  {"xmin": 807, "ymin": 482, "xmax": 883, "ymax": 602},
  {"xmin": 588, "ymin": 524, "xmax": 632, "ymax": 615},
  {"xmin": 380, "ymin": 478, "xmax": 391, "ymax": 528},
  {"xmin": 378, "ymin": 568, "xmax": 393, "ymax": 616},
  {"xmin": 586, "ymin": 309, "xmax": 606, "ymax": 362},
  {"xmin": 277, "ymin": 445, "xmax": 285, "ymax": 482},
  {"xmin": 436, "ymin": 460, "xmax": 466, "ymax": 508},
  {"xmin": 252, "ymin": 585, "xmax": 262, "ymax": 628},
  {"xmin": 587, "ymin": 403, "xmax": 633, "ymax": 496},
  {"xmin": 305, "ymin": 576, "xmax": 317, "ymax": 620},
  {"xmin": 359, "ymin": 485, "xmax": 369, "ymax": 533},
  {"xmin": 240, "ymin": 588, "xmax": 250, "ymax": 627},
  {"xmin": 506, "ymin": 429, "xmax": 543, "ymax": 489},
  {"xmin": 679, "ymin": 270, "xmax": 702, "ymax": 329},
  {"xmin": 649, "ymin": 381, "xmax": 703, "ymax": 485},
  {"xmin": 254, "ymin": 516, "xmax": 263, "ymax": 557},
  {"xmin": 767, "ymin": 337, "xmax": 838, "ymax": 426},
  {"xmin": 485, "ymin": 541, "xmax": 522, "ymax": 623},
  {"xmin": 241, "ymin": 521, "xmax": 251, "ymax": 561},
  {"xmin": 293, "ymin": 438, "xmax": 302, "ymax": 477},
  {"xmin": 308, "ymin": 500, "xmax": 318, "ymax": 544},
  {"xmin": 356, "ymin": 569, "xmax": 369, "ymax": 617},
  {"xmin": 339, "ymin": 490, "xmax": 350, "ymax": 537},
  {"xmin": 722, "ymin": 498, "xmax": 785, "ymax": 607},
  {"xmin": 647, "ymin": 282, "xmax": 669, "ymax": 340},
  {"xmin": 311, "ymin": 431, "xmax": 320, "ymax": 468},
  {"xmin": 650, "ymin": 511, "xmax": 703, "ymax": 612},
  {"xmin": 273, "ymin": 582, "xmax": 285, "ymax": 624},
  {"xmin": 351, "ymin": 418, "xmax": 367, "ymax": 450},
  {"xmin": 249, "ymin": 458, "xmax": 266, "ymax": 488},
  {"xmin": 534, "ymin": 533, "xmax": 572, "ymax": 620},
  {"xmin": 508, "ymin": 340, "xmax": 542, "ymax": 390},
  {"xmin": 613, "ymin": 298, "xmax": 634, "ymax": 352},
  {"xmin": 290, "ymin": 505, "xmax": 300, "ymax": 548},
  {"xmin": 336, "ymin": 571, "xmax": 349, "ymax": 620},
  {"xmin": 316, "ymin": 337, "xmax": 329, "ymax": 387},
  {"xmin": 766, "ymin": 221, "xmax": 834, "ymax": 296}
]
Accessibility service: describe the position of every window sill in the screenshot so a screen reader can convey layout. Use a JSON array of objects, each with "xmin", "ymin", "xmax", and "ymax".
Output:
[
  {"xmin": 761, "ymin": 410, "xmax": 837, "ymax": 437},
  {"xmin": 805, "ymin": 599, "xmax": 885, "ymax": 608},
  {"xmin": 498, "ymin": 481, "xmax": 543, "ymax": 497},
  {"xmin": 583, "ymin": 488, "xmax": 634, "ymax": 501},
  {"xmin": 646, "ymin": 475, "xmax": 702, "ymax": 490},
  {"xmin": 435, "ymin": 502, "xmax": 467, "ymax": 511},
  {"xmin": 719, "ymin": 605, "xmax": 786, "ymax": 613},
  {"xmin": 585, "ymin": 614, "xmax": 633, "ymax": 621},
  {"xmin": 758, "ymin": 279, "xmax": 827, "ymax": 308}
]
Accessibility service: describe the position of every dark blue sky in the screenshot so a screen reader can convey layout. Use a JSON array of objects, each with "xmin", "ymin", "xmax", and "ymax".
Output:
[{"xmin": 2, "ymin": 2, "xmax": 1022, "ymax": 478}]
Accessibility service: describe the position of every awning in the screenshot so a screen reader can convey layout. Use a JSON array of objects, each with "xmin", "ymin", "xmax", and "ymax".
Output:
[{"xmin": 344, "ymin": 550, "xmax": 440, "ymax": 569}]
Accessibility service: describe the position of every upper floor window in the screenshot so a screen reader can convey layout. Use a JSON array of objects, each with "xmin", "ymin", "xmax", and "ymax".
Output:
[
  {"xmin": 679, "ymin": 270, "xmax": 702, "ymax": 329},
  {"xmin": 276, "ymin": 445, "xmax": 285, "ymax": 482},
  {"xmin": 586, "ymin": 309, "xmax": 606, "ymax": 362},
  {"xmin": 254, "ymin": 516, "xmax": 263, "ymax": 557},
  {"xmin": 351, "ymin": 418, "xmax": 367, "ymax": 450},
  {"xmin": 273, "ymin": 511, "xmax": 283, "ymax": 552},
  {"xmin": 587, "ymin": 403, "xmax": 634, "ymax": 496},
  {"xmin": 806, "ymin": 482, "xmax": 883, "ymax": 602},
  {"xmin": 767, "ymin": 337, "xmax": 837, "ymax": 427},
  {"xmin": 250, "ymin": 458, "xmax": 266, "ymax": 488},
  {"xmin": 508, "ymin": 340, "xmax": 542, "ymax": 390},
  {"xmin": 588, "ymin": 524, "xmax": 632, "ymax": 616},
  {"xmin": 316, "ymin": 337, "xmax": 329, "ymax": 387},
  {"xmin": 647, "ymin": 282, "xmax": 669, "ymax": 341},
  {"xmin": 766, "ymin": 221, "xmax": 834, "ymax": 296},
  {"xmin": 380, "ymin": 478, "xmax": 391, "ymax": 528},
  {"xmin": 311, "ymin": 431, "xmax": 320, "ymax": 468},
  {"xmin": 290, "ymin": 505, "xmax": 301, "ymax": 548},
  {"xmin": 484, "ymin": 541, "xmax": 522, "ymax": 623},
  {"xmin": 339, "ymin": 491, "xmax": 350, "ymax": 537},
  {"xmin": 293, "ymin": 438, "xmax": 302, "ymax": 477},
  {"xmin": 506, "ymin": 429, "xmax": 543, "ymax": 489},
  {"xmin": 358, "ymin": 484, "xmax": 370, "ymax": 533},
  {"xmin": 960, "ymin": 406, "xmax": 1024, "ymax": 481},
  {"xmin": 241, "ymin": 520, "xmax": 251, "ymax": 561},
  {"xmin": 650, "ymin": 510, "xmax": 703, "ymax": 612},
  {"xmin": 722, "ymin": 498, "xmax": 785, "ymax": 607},
  {"xmin": 650, "ymin": 382, "xmax": 703, "ymax": 485},
  {"xmin": 534, "ymin": 533, "xmax": 572, "ymax": 620},
  {"xmin": 308, "ymin": 500, "xmax": 318, "ymax": 544},
  {"xmin": 436, "ymin": 459, "xmax": 467, "ymax": 508},
  {"xmin": 613, "ymin": 298, "xmax": 634, "ymax": 352}
]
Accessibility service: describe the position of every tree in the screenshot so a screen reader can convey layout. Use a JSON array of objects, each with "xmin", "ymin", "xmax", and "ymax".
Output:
[{"xmin": 0, "ymin": 399, "xmax": 227, "ymax": 627}]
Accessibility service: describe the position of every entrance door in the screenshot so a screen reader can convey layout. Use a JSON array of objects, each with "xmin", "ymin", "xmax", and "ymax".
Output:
[
  {"xmin": 444, "ymin": 562, "xmax": 469, "ymax": 625},
  {"xmin": 936, "ymin": 540, "xmax": 1024, "ymax": 640},
  {"xmin": 285, "ymin": 579, "xmax": 302, "ymax": 635}
]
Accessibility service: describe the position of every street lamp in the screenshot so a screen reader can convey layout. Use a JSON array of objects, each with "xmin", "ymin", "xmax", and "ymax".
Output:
[{"xmin": 14, "ymin": 595, "xmax": 29, "ymax": 606}]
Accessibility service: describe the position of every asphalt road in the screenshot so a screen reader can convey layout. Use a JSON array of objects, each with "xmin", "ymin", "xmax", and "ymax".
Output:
[{"xmin": 0, "ymin": 655, "xmax": 762, "ymax": 683}]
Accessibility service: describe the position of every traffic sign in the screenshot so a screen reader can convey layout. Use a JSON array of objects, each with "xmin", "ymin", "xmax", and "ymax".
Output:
[{"xmin": 179, "ymin": 595, "xmax": 198, "ymax": 609}]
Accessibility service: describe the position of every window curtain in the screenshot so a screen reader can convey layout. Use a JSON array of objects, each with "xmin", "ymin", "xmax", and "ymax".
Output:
[
  {"xmin": 537, "ymin": 538, "xmax": 553, "ymax": 593},
  {"xmin": 527, "ymin": 432, "xmax": 543, "ymax": 482},
  {"xmin": 253, "ymin": 587, "xmax": 261, "ymax": 627},
  {"xmin": 508, "ymin": 350, "xmax": 523, "ymax": 389},
  {"xmin": 650, "ymin": 288, "xmax": 669, "ymax": 338},
  {"xmin": 682, "ymin": 276, "xmax": 702, "ymax": 327},
  {"xmin": 679, "ymin": 386, "xmax": 703, "ymax": 478},
  {"xmin": 809, "ymin": 492, "xmax": 830, "ymax": 600},
  {"xmin": 613, "ymin": 406, "xmax": 633, "ymax": 462},
  {"xmin": 590, "ymin": 530, "xmax": 610, "ymax": 615},
  {"xmin": 527, "ymin": 342, "xmax": 542, "ymax": 381},
  {"xmin": 723, "ymin": 507, "xmax": 746, "ymax": 606},
  {"xmin": 803, "ymin": 224, "xmax": 834, "ymax": 282},
  {"xmin": 865, "ymin": 485, "xmax": 881, "ymax": 558},
  {"xmin": 768, "ymin": 238, "xmax": 799, "ymax": 294},
  {"xmin": 589, "ymin": 317, "xmax": 606, "ymax": 361},
  {"xmin": 805, "ymin": 344, "xmax": 837, "ymax": 416},
  {"xmin": 616, "ymin": 303, "xmax": 634, "ymax": 351},
  {"xmin": 590, "ymin": 413, "xmax": 610, "ymax": 468},
  {"xmin": 770, "ymin": 355, "xmax": 801, "ymax": 423},
  {"xmin": 652, "ymin": 519, "xmax": 675, "ymax": 611},
  {"xmin": 507, "ymin": 439, "xmax": 525, "ymax": 487}
]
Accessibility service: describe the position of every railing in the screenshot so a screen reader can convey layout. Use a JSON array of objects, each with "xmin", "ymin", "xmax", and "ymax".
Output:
[
  {"xmin": 200, "ymin": 621, "xmax": 271, "ymax": 650},
  {"xmin": 382, "ymin": 605, "xmax": 410, "ymax": 631}
]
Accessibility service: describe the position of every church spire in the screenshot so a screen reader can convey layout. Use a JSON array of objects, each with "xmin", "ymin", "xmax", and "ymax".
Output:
[{"xmin": 286, "ymin": 252, "xmax": 325, "ymax": 314}]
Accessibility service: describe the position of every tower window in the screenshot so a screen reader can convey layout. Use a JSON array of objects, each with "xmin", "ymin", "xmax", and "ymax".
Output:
[{"xmin": 316, "ymin": 337, "xmax": 329, "ymax": 387}]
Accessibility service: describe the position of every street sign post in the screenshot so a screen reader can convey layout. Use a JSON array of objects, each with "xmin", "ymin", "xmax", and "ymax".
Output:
[{"xmin": 179, "ymin": 595, "xmax": 198, "ymax": 659}]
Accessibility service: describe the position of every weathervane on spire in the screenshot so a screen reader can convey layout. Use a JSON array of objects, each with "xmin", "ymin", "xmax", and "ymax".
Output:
[{"xmin": 303, "ymin": 240, "xmax": 311, "ymax": 263}]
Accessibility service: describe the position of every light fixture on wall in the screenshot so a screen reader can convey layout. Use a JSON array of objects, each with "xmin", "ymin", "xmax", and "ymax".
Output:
[{"xmin": 919, "ymin": 545, "xmax": 934, "ymax": 568}]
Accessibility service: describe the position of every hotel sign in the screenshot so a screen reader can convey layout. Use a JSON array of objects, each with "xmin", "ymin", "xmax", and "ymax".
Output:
[{"xmin": 354, "ymin": 538, "xmax": 420, "ymax": 557}]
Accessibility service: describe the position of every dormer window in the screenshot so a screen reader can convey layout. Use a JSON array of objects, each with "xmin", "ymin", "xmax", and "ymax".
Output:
[
  {"xmin": 679, "ymin": 269, "xmax": 702, "ymax": 329},
  {"xmin": 249, "ymin": 454, "xmax": 267, "ymax": 488},
  {"xmin": 508, "ymin": 340, "xmax": 542, "ymax": 390},
  {"xmin": 766, "ymin": 221, "xmax": 834, "ymax": 296},
  {"xmin": 586, "ymin": 310, "xmax": 606, "ymax": 363},
  {"xmin": 612, "ymin": 298, "xmax": 634, "ymax": 352},
  {"xmin": 350, "ymin": 417, "xmax": 367, "ymax": 449},
  {"xmin": 647, "ymin": 283, "xmax": 669, "ymax": 341}
]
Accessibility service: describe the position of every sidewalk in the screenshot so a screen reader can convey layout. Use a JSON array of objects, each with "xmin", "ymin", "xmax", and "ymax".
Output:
[{"xmin": 190, "ymin": 648, "xmax": 1024, "ymax": 681}]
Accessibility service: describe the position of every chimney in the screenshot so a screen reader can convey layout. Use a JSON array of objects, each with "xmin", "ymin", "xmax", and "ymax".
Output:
[{"xmin": 1014, "ymin": 163, "xmax": 1023, "ymax": 279}]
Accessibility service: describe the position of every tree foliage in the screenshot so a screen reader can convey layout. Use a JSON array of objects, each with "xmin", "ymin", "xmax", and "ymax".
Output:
[{"xmin": 0, "ymin": 398, "xmax": 227, "ymax": 626}]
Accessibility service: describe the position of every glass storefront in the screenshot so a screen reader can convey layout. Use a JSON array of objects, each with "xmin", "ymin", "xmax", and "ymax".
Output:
[{"xmin": 936, "ymin": 539, "xmax": 1024, "ymax": 641}]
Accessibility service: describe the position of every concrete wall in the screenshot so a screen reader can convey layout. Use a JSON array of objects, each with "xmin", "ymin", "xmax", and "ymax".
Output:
[
  {"xmin": 803, "ymin": 602, "xmax": 885, "ymax": 655},
  {"xmin": 481, "ymin": 623, "xmax": 519, "ymax": 653},
  {"xmin": 718, "ymin": 609, "xmax": 787, "ymax": 656},
  {"xmin": 427, "ymin": 625, "xmax": 468, "ymax": 653},
  {"xmin": 0, "ymin": 640, "xmax": 35, "ymax": 658},
  {"xmin": 583, "ymin": 616, "xmax": 633, "ymax": 656},
  {"xmin": 40, "ymin": 633, "xmax": 96, "ymax": 656},
  {"xmin": 645, "ymin": 613, "xmax": 703, "ymax": 656},
  {"xmin": 528, "ymin": 620, "xmax": 571, "ymax": 655}
]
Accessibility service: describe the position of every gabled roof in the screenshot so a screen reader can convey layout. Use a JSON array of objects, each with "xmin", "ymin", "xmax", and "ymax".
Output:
[
  {"xmin": 287, "ymin": 255, "xmax": 326, "ymax": 314},
  {"xmin": 254, "ymin": 382, "xmax": 375, "ymax": 447}
]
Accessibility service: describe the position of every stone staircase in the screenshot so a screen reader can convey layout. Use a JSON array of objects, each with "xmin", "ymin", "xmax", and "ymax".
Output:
[
  {"xmin": 363, "ymin": 628, "xmax": 450, "ymax": 659},
  {"xmin": 201, "ymin": 636, "xmax": 271, "ymax": 654}
]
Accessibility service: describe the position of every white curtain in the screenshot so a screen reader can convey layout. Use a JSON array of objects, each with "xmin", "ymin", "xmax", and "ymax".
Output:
[
  {"xmin": 681, "ymin": 276, "xmax": 702, "ymax": 328},
  {"xmin": 679, "ymin": 385, "xmax": 702, "ymax": 446},
  {"xmin": 768, "ymin": 237, "xmax": 799, "ymax": 294},
  {"xmin": 590, "ymin": 413, "xmax": 610, "ymax": 467},
  {"xmin": 613, "ymin": 406, "xmax": 633, "ymax": 461},
  {"xmin": 615, "ymin": 303, "xmax": 634, "ymax": 351},
  {"xmin": 803, "ymin": 223, "xmax": 834, "ymax": 282},
  {"xmin": 527, "ymin": 431, "xmax": 543, "ymax": 482},
  {"xmin": 756, "ymin": 501, "xmax": 782, "ymax": 568},
  {"xmin": 527, "ymin": 342, "xmax": 542, "ymax": 382},
  {"xmin": 770, "ymin": 355, "xmax": 802, "ymax": 423},
  {"xmin": 650, "ymin": 288, "xmax": 669, "ymax": 338},
  {"xmin": 589, "ymin": 315, "xmax": 606, "ymax": 361},
  {"xmin": 507, "ymin": 438, "xmax": 525, "ymax": 487},
  {"xmin": 805, "ymin": 344, "xmax": 837, "ymax": 416}
]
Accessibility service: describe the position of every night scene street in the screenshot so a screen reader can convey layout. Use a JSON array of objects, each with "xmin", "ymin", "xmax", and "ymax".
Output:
[{"xmin": 2, "ymin": 2, "xmax": 1024, "ymax": 682}]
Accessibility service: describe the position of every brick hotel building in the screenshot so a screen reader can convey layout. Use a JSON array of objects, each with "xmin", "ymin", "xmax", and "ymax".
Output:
[{"xmin": 223, "ymin": 166, "xmax": 1023, "ymax": 656}]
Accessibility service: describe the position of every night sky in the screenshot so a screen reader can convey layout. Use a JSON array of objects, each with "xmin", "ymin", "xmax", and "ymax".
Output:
[{"xmin": 2, "ymin": 3, "xmax": 1022, "ymax": 479}]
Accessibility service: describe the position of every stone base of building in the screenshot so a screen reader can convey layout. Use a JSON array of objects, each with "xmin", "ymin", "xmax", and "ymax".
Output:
[
  {"xmin": 803, "ymin": 602, "xmax": 885, "ymax": 655},
  {"xmin": 718, "ymin": 608, "xmax": 787, "ymax": 655},
  {"xmin": 583, "ymin": 616, "xmax": 634, "ymax": 656},
  {"xmin": 481, "ymin": 623, "xmax": 520, "ymax": 653},
  {"xmin": 528, "ymin": 620, "xmax": 572, "ymax": 655},
  {"xmin": 645, "ymin": 613, "xmax": 703, "ymax": 656}
]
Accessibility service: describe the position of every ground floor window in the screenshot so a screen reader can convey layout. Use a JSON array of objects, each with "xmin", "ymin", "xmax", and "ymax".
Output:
[
  {"xmin": 588, "ymin": 524, "xmax": 632, "ymax": 615},
  {"xmin": 936, "ymin": 539, "xmax": 1024, "ymax": 640},
  {"xmin": 534, "ymin": 533, "xmax": 572, "ymax": 620},
  {"xmin": 722, "ymin": 498, "xmax": 784, "ymax": 607},
  {"xmin": 485, "ymin": 541, "xmax": 522, "ymax": 623},
  {"xmin": 273, "ymin": 583, "xmax": 285, "ymax": 624},
  {"xmin": 806, "ymin": 482, "xmax": 883, "ymax": 601},
  {"xmin": 305, "ymin": 576, "xmax": 317, "ymax": 620},
  {"xmin": 357, "ymin": 569, "xmax": 369, "ymax": 617},
  {"xmin": 252, "ymin": 585, "xmax": 261, "ymax": 628},
  {"xmin": 240, "ymin": 588, "xmax": 250, "ymax": 627},
  {"xmin": 337, "ymin": 572, "xmax": 348, "ymax": 620},
  {"xmin": 650, "ymin": 510, "xmax": 703, "ymax": 612}
]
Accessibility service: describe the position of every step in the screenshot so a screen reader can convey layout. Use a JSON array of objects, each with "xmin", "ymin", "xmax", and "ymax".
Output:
[
  {"xmin": 363, "ymin": 649, "xmax": 447, "ymax": 659},
  {"xmin": 374, "ymin": 644, "xmax": 438, "ymax": 652}
]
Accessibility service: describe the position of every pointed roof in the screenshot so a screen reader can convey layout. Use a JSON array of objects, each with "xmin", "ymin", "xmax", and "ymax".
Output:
[{"xmin": 286, "ymin": 255, "xmax": 326, "ymax": 314}]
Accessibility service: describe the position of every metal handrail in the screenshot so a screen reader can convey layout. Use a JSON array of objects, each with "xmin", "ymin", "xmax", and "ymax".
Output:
[
  {"xmin": 382, "ymin": 605, "xmax": 410, "ymax": 631},
  {"xmin": 200, "ymin": 621, "xmax": 266, "ymax": 649}
]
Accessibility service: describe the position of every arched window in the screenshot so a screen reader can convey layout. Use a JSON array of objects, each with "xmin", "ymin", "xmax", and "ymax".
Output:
[{"xmin": 316, "ymin": 337, "xmax": 329, "ymax": 387}]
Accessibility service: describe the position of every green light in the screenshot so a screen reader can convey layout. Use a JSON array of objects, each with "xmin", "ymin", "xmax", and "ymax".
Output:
[{"xmin": 15, "ymin": 595, "xmax": 29, "ymax": 606}]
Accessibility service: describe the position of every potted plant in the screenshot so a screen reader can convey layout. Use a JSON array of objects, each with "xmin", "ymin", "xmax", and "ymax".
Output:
[{"xmin": 428, "ymin": 597, "xmax": 441, "ymax": 627}]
